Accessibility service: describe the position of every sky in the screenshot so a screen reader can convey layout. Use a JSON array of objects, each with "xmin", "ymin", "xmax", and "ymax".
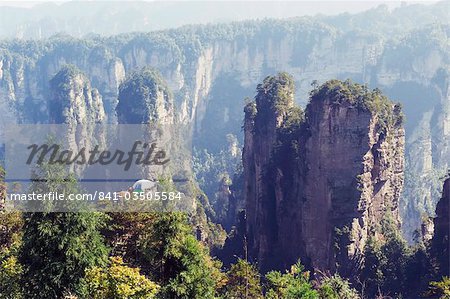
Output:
[{"xmin": 0, "ymin": 0, "xmax": 440, "ymax": 15}]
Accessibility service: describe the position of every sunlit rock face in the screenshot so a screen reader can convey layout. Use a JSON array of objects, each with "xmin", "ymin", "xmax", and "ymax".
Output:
[
  {"xmin": 244, "ymin": 76, "xmax": 404, "ymax": 274},
  {"xmin": 49, "ymin": 65, "xmax": 105, "ymax": 125}
]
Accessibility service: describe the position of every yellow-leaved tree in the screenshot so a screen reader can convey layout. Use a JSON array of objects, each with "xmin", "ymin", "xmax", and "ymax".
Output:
[{"xmin": 83, "ymin": 256, "xmax": 159, "ymax": 299}]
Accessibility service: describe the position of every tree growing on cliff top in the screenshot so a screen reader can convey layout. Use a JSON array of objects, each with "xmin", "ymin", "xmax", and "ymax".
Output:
[
  {"xmin": 255, "ymin": 72, "xmax": 295, "ymax": 115},
  {"xmin": 116, "ymin": 67, "xmax": 172, "ymax": 124},
  {"xmin": 309, "ymin": 79, "xmax": 404, "ymax": 131}
]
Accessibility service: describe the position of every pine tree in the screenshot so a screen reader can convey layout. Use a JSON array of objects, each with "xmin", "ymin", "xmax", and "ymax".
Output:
[
  {"xmin": 139, "ymin": 212, "xmax": 224, "ymax": 298},
  {"xmin": 317, "ymin": 274, "xmax": 360, "ymax": 299},
  {"xmin": 265, "ymin": 260, "xmax": 318, "ymax": 299},
  {"xmin": 360, "ymin": 214, "xmax": 413, "ymax": 298},
  {"xmin": 19, "ymin": 160, "xmax": 109, "ymax": 298},
  {"xmin": 223, "ymin": 258, "xmax": 263, "ymax": 299}
]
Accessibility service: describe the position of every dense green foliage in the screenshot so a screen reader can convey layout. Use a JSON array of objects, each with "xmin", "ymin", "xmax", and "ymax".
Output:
[
  {"xmin": 20, "ymin": 212, "xmax": 109, "ymax": 298},
  {"xmin": 117, "ymin": 67, "xmax": 172, "ymax": 124},
  {"xmin": 49, "ymin": 64, "xmax": 84, "ymax": 93},
  {"xmin": 427, "ymin": 276, "xmax": 450, "ymax": 298},
  {"xmin": 255, "ymin": 72, "xmax": 295, "ymax": 116},
  {"xmin": 265, "ymin": 261, "xmax": 318, "ymax": 299},
  {"xmin": 0, "ymin": 254, "xmax": 22, "ymax": 299},
  {"xmin": 382, "ymin": 24, "xmax": 449, "ymax": 72},
  {"xmin": 82, "ymin": 256, "xmax": 159, "ymax": 299},
  {"xmin": 222, "ymin": 258, "xmax": 263, "ymax": 298},
  {"xmin": 19, "ymin": 161, "xmax": 109, "ymax": 298},
  {"xmin": 138, "ymin": 212, "xmax": 224, "ymax": 298},
  {"xmin": 317, "ymin": 274, "xmax": 359, "ymax": 299},
  {"xmin": 360, "ymin": 212, "xmax": 437, "ymax": 298},
  {"xmin": 310, "ymin": 79, "xmax": 404, "ymax": 131}
]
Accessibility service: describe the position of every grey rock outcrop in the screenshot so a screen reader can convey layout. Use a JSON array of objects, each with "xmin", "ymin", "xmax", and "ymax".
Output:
[
  {"xmin": 244, "ymin": 75, "xmax": 405, "ymax": 273},
  {"xmin": 431, "ymin": 177, "xmax": 450, "ymax": 276}
]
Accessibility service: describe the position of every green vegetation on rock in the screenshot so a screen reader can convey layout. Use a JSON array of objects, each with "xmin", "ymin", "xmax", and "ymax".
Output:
[
  {"xmin": 310, "ymin": 79, "xmax": 404, "ymax": 132},
  {"xmin": 117, "ymin": 67, "xmax": 172, "ymax": 124},
  {"xmin": 255, "ymin": 72, "xmax": 295, "ymax": 115}
]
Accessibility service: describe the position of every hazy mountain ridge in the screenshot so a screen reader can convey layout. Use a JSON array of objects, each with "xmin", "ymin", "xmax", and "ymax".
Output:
[{"xmin": 0, "ymin": 1, "xmax": 447, "ymax": 39}]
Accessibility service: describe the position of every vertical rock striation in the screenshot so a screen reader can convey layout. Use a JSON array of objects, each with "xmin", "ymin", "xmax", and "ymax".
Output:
[
  {"xmin": 243, "ymin": 73, "xmax": 297, "ymax": 269},
  {"xmin": 431, "ymin": 177, "xmax": 450, "ymax": 277},
  {"xmin": 301, "ymin": 81, "xmax": 404, "ymax": 274},
  {"xmin": 115, "ymin": 66, "xmax": 176, "ymax": 183},
  {"xmin": 48, "ymin": 65, "xmax": 106, "ymax": 175},
  {"xmin": 115, "ymin": 67, "xmax": 225, "ymax": 248},
  {"xmin": 244, "ymin": 76, "xmax": 405, "ymax": 274},
  {"xmin": 49, "ymin": 65, "xmax": 105, "ymax": 125}
]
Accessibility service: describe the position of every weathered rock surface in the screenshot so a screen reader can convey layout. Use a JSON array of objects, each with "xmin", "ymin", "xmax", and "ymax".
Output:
[
  {"xmin": 244, "ymin": 75, "xmax": 405, "ymax": 274},
  {"xmin": 431, "ymin": 177, "xmax": 450, "ymax": 276},
  {"xmin": 115, "ymin": 67, "xmax": 224, "ymax": 248},
  {"xmin": 49, "ymin": 65, "xmax": 105, "ymax": 125},
  {"xmin": 47, "ymin": 65, "xmax": 106, "ymax": 175}
]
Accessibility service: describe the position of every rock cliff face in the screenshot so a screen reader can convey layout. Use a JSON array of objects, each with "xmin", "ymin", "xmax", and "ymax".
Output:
[
  {"xmin": 390, "ymin": 47, "xmax": 450, "ymax": 240},
  {"xmin": 46, "ymin": 65, "xmax": 106, "ymax": 176},
  {"xmin": 0, "ymin": 18, "xmax": 447, "ymax": 239},
  {"xmin": 49, "ymin": 65, "xmax": 105, "ymax": 125},
  {"xmin": 243, "ymin": 73, "xmax": 297, "ymax": 270},
  {"xmin": 431, "ymin": 177, "xmax": 450, "ymax": 276},
  {"xmin": 114, "ymin": 67, "xmax": 224, "ymax": 247},
  {"xmin": 244, "ymin": 75, "xmax": 405, "ymax": 273},
  {"xmin": 115, "ymin": 67, "xmax": 177, "ymax": 183}
]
